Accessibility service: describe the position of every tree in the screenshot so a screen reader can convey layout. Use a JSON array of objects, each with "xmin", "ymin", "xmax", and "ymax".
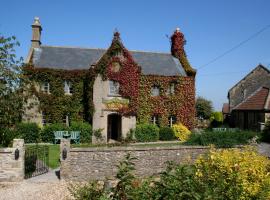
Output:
[
  {"xmin": 0, "ymin": 34, "xmax": 24, "ymax": 128},
  {"xmin": 195, "ymin": 96, "xmax": 213, "ymax": 119}
]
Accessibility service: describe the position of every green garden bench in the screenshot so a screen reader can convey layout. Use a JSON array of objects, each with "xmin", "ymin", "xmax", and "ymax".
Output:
[
  {"xmin": 70, "ymin": 131, "xmax": 80, "ymax": 144},
  {"xmin": 54, "ymin": 131, "xmax": 68, "ymax": 144}
]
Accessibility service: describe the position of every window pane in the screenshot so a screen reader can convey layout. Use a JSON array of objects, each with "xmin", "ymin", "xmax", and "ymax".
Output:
[
  {"xmin": 151, "ymin": 86, "xmax": 160, "ymax": 96},
  {"xmin": 109, "ymin": 81, "xmax": 120, "ymax": 95}
]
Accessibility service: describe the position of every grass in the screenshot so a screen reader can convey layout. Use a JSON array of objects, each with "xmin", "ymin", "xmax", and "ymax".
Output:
[{"xmin": 25, "ymin": 144, "xmax": 60, "ymax": 169}]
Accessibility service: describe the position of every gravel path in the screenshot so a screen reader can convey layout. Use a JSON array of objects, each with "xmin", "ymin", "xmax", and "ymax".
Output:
[{"xmin": 0, "ymin": 169, "xmax": 71, "ymax": 200}]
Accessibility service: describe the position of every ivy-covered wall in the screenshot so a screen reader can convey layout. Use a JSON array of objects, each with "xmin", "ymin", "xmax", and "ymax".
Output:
[
  {"xmin": 24, "ymin": 65, "xmax": 94, "ymax": 124},
  {"xmin": 137, "ymin": 75, "xmax": 195, "ymax": 129}
]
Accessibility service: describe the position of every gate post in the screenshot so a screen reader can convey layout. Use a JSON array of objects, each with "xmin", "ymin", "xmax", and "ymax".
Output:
[
  {"xmin": 60, "ymin": 139, "xmax": 70, "ymax": 161},
  {"xmin": 12, "ymin": 139, "xmax": 25, "ymax": 181}
]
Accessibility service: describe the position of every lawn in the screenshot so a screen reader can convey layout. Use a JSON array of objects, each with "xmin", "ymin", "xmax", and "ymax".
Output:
[{"xmin": 25, "ymin": 144, "xmax": 60, "ymax": 169}]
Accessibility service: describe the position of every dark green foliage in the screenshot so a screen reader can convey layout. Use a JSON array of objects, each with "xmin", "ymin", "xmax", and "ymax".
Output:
[
  {"xmin": 153, "ymin": 163, "xmax": 202, "ymax": 200},
  {"xmin": 15, "ymin": 122, "xmax": 40, "ymax": 143},
  {"xmin": 40, "ymin": 123, "xmax": 68, "ymax": 143},
  {"xmin": 0, "ymin": 35, "xmax": 25, "ymax": 128},
  {"xmin": 196, "ymin": 96, "xmax": 213, "ymax": 119},
  {"xmin": 135, "ymin": 123, "xmax": 159, "ymax": 142},
  {"xmin": 0, "ymin": 127, "xmax": 18, "ymax": 147},
  {"xmin": 70, "ymin": 121, "xmax": 92, "ymax": 143},
  {"xmin": 185, "ymin": 131, "xmax": 259, "ymax": 147},
  {"xmin": 159, "ymin": 126, "xmax": 175, "ymax": 141}
]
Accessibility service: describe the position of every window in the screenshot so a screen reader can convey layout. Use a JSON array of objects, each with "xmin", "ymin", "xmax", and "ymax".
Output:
[
  {"xmin": 41, "ymin": 82, "xmax": 50, "ymax": 93},
  {"xmin": 166, "ymin": 83, "xmax": 175, "ymax": 95},
  {"xmin": 112, "ymin": 62, "xmax": 121, "ymax": 72},
  {"xmin": 151, "ymin": 85, "xmax": 160, "ymax": 96},
  {"xmin": 151, "ymin": 115, "xmax": 160, "ymax": 126},
  {"xmin": 42, "ymin": 111, "xmax": 51, "ymax": 126},
  {"xmin": 109, "ymin": 80, "xmax": 120, "ymax": 95},
  {"xmin": 168, "ymin": 115, "xmax": 176, "ymax": 127},
  {"xmin": 64, "ymin": 80, "xmax": 73, "ymax": 95}
]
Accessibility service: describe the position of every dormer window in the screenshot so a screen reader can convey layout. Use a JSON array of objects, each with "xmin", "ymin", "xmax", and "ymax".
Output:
[
  {"xmin": 41, "ymin": 82, "xmax": 50, "ymax": 94},
  {"xmin": 166, "ymin": 83, "xmax": 175, "ymax": 95},
  {"xmin": 109, "ymin": 80, "xmax": 120, "ymax": 95},
  {"xmin": 64, "ymin": 81, "xmax": 73, "ymax": 95},
  {"xmin": 151, "ymin": 85, "xmax": 160, "ymax": 96}
]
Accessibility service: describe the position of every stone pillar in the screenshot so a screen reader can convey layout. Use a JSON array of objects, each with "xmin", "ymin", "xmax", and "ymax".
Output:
[
  {"xmin": 12, "ymin": 139, "xmax": 25, "ymax": 181},
  {"xmin": 60, "ymin": 139, "xmax": 70, "ymax": 162}
]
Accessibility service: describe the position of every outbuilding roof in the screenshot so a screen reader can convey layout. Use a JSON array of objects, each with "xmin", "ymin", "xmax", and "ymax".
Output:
[
  {"xmin": 32, "ymin": 46, "xmax": 187, "ymax": 76},
  {"xmin": 233, "ymin": 87, "xmax": 270, "ymax": 111}
]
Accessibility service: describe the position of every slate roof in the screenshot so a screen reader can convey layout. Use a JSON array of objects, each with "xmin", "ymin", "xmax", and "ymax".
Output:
[
  {"xmin": 233, "ymin": 87, "xmax": 270, "ymax": 111},
  {"xmin": 32, "ymin": 46, "xmax": 187, "ymax": 76}
]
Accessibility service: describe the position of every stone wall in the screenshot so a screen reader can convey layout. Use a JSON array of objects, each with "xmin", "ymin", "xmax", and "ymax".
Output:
[
  {"xmin": 60, "ymin": 140, "xmax": 209, "ymax": 181},
  {"xmin": 0, "ymin": 139, "xmax": 25, "ymax": 182}
]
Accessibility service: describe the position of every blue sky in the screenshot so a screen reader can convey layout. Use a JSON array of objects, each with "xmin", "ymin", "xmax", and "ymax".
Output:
[{"xmin": 1, "ymin": 0, "xmax": 270, "ymax": 110}]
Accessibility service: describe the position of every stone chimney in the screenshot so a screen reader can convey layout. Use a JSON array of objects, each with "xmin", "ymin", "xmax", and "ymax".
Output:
[
  {"xmin": 170, "ymin": 27, "xmax": 186, "ymax": 58},
  {"xmin": 31, "ymin": 17, "xmax": 42, "ymax": 48}
]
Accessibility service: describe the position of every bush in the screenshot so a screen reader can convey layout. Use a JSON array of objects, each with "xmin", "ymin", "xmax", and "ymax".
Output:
[
  {"xmin": 196, "ymin": 147, "xmax": 270, "ymax": 199},
  {"xmin": 40, "ymin": 123, "xmax": 68, "ymax": 143},
  {"xmin": 0, "ymin": 127, "xmax": 18, "ymax": 147},
  {"xmin": 135, "ymin": 123, "xmax": 159, "ymax": 142},
  {"xmin": 70, "ymin": 121, "xmax": 92, "ymax": 143},
  {"xmin": 185, "ymin": 131, "xmax": 259, "ymax": 148},
  {"xmin": 159, "ymin": 127, "xmax": 175, "ymax": 141},
  {"xmin": 210, "ymin": 112, "xmax": 223, "ymax": 127},
  {"xmin": 15, "ymin": 123, "xmax": 40, "ymax": 143},
  {"xmin": 172, "ymin": 123, "xmax": 191, "ymax": 142}
]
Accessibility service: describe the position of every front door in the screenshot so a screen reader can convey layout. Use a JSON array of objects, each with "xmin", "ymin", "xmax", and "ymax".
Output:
[{"xmin": 107, "ymin": 114, "xmax": 122, "ymax": 141}]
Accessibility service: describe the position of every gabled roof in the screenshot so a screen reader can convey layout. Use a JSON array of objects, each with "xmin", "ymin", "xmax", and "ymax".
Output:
[
  {"xmin": 32, "ymin": 46, "xmax": 187, "ymax": 76},
  {"xmin": 233, "ymin": 87, "xmax": 270, "ymax": 111},
  {"xmin": 228, "ymin": 64, "xmax": 269, "ymax": 93}
]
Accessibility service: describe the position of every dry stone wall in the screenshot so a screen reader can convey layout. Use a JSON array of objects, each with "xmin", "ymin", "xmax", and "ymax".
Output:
[{"xmin": 60, "ymin": 140, "xmax": 209, "ymax": 181}]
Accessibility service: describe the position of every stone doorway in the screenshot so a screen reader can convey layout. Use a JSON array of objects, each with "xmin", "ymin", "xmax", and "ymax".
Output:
[{"xmin": 107, "ymin": 113, "xmax": 122, "ymax": 141}]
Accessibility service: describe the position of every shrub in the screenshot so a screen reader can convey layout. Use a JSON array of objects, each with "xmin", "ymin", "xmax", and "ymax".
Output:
[
  {"xmin": 0, "ymin": 127, "xmax": 18, "ymax": 147},
  {"xmin": 195, "ymin": 147, "xmax": 270, "ymax": 199},
  {"xmin": 135, "ymin": 123, "xmax": 159, "ymax": 142},
  {"xmin": 210, "ymin": 112, "xmax": 223, "ymax": 127},
  {"xmin": 185, "ymin": 131, "xmax": 259, "ymax": 148},
  {"xmin": 40, "ymin": 123, "xmax": 68, "ymax": 143},
  {"xmin": 70, "ymin": 121, "xmax": 92, "ymax": 143},
  {"xmin": 15, "ymin": 123, "xmax": 40, "ymax": 143},
  {"xmin": 172, "ymin": 123, "xmax": 191, "ymax": 142},
  {"xmin": 159, "ymin": 127, "xmax": 175, "ymax": 141}
]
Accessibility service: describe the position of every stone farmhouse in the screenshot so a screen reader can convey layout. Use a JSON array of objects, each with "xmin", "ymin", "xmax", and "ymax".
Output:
[
  {"xmin": 226, "ymin": 64, "xmax": 270, "ymax": 130},
  {"xmin": 23, "ymin": 17, "xmax": 196, "ymax": 142}
]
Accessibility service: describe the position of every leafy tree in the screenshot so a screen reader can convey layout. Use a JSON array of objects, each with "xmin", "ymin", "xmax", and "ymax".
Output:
[
  {"xmin": 0, "ymin": 34, "xmax": 24, "ymax": 128},
  {"xmin": 195, "ymin": 96, "xmax": 213, "ymax": 119}
]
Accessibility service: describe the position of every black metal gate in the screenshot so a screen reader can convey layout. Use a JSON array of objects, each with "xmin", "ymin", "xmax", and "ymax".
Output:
[{"xmin": 25, "ymin": 145, "xmax": 49, "ymax": 179}]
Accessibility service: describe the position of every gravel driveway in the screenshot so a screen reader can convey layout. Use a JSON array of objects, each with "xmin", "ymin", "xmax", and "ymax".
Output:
[{"xmin": 0, "ymin": 169, "xmax": 71, "ymax": 200}]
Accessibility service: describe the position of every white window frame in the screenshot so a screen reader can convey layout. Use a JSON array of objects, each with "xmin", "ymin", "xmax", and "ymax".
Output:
[
  {"xmin": 64, "ymin": 80, "xmax": 73, "ymax": 95},
  {"xmin": 109, "ymin": 80, "xmax": 120, "ymax": 96},
  {"xmin": 151, "ymin": 85, "xmax": 160, "ymax": 96},
  {"xmin": 41, "ymin": 82, "xmax": 50, "ymax": 94},
  {"xmin": 151, "ymin": 115, "xmax": 160, "ymax": 126},
  {"xmin": 168, "ymin": 116, "xmax": 176, "ymax": 127},
  {"xmin": 42, "ymin": 111, "xmax": 46, "ymax": 126}
]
